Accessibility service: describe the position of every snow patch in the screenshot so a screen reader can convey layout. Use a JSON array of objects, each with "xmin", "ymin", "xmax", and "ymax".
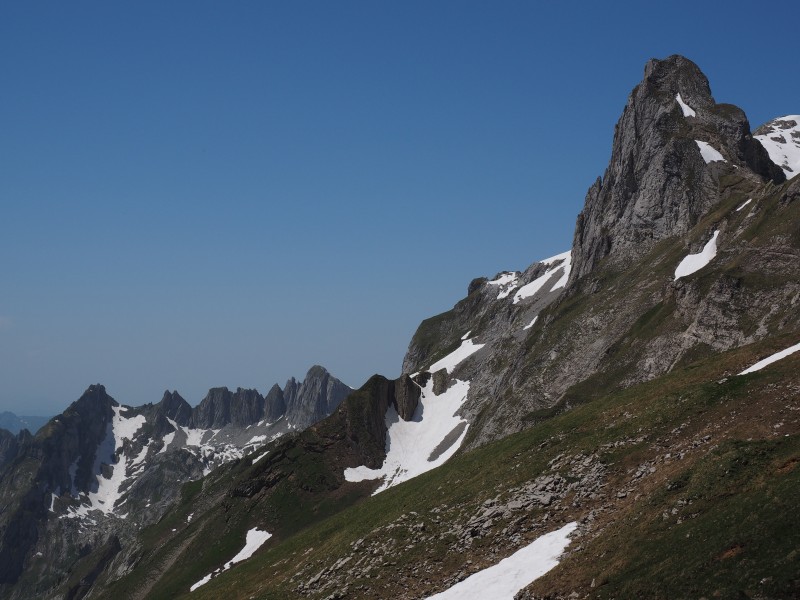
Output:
[
  {"xmin": 549, "ymin": 252, "xmax": 572, "ymax": 291},
  {"xmin": 65, "ymin": 406, "xmax": 147, "ymax": 518},
  {"xmin": 487, "ymin": 272, "xmax": 520, "ymax": 300},
  {"xmin": 428, "ymin": 338, "xmax": 485, "ymax": 374},
  {"xmin": 190, "ymin": 528, "xmax": 272, "ymax": 591},
  {"xmin": 523, "ymin": 316, "xmax": 538, "ymax": 331},
  {"xmin": 675, "ymin": 93, "xmax": 696, "ymax": 118},
  {"xmin": 695, "ymin": 140, "xmax": 726, "ymax": 163},
  {"xmin": 735, "ymin": 199, "xmax": 752, "ymax": 212},
  {"xmin": 754, "ymin": 116, "xmax": 800, "ymax": 179},
  {"xmin": 426, "ymin": 522, "xmax": 577, "ymax": 600},
  {"xmin": 738, "ymin": 342, "xmax": 800, "ymax": 375},
  {"xmin": 513, "ymin": 251, "xmax": 571, "ymax": 304},
  {"xmin": 344, "ymin": 378, "xmax": 470, "ymax": 494},
  {"xmin": 674, "ymin": 231, "xmax": 719, "ymax": 280},
  {"xmin": 158, "ymin": 431, "xmax": 175, "ymax": 454}
]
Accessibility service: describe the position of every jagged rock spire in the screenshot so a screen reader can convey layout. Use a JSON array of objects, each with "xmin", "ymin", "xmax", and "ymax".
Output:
[{"xmin": 568, "ymin": 55, "xmax": 784, "ymax": 284}]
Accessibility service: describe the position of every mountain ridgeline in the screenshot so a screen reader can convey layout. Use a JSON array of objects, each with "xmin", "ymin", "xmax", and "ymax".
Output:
[
  {"xmin": 1, "ymin": 55, "xmax": 799, "ymax": 599},
  {"xmin": 0, "ymin": 366, "xmax": 351, "ymax": 599}
]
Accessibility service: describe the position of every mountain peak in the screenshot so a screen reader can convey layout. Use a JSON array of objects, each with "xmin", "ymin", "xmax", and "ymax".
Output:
[
  {"xmin": 642, "ymin": 54, "xmax": 712, "ymax": 102},
  {"xmin": 569, "ymin": 55, "xmax": 784, "ymax": 284},
  {"xmin": 157, "ymin": 390, "xmax": 192, "ymax": 425}
]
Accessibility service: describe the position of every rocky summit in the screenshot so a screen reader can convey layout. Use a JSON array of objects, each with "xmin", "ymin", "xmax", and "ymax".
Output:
[{"xmin": 1, "ymin": 55, "xmax": 799, "ymax": 600}]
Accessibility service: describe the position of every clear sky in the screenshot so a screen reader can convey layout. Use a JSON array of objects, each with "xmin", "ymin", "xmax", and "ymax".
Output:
[{"xmin": 1, "ymin": 1, "xmax": 796, "ymax": 415}]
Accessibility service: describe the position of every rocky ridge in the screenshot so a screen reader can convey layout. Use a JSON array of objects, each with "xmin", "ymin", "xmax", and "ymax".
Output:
[
  {"xmin": 401, "ymin": 55, "xmax": 800, "ymax": 451},
  {"xmin": 0, "ymin": 366, "xmax": 350, "ymax": 600}
]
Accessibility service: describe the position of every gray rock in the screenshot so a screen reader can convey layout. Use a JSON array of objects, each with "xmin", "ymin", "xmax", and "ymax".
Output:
[
  {"xmin": 569, "ymin": 55, "xmax": 784, "ymax": 284},
  {"xmin": 284, "ymin": 365, "xmax": 353, "ymax": 430}
]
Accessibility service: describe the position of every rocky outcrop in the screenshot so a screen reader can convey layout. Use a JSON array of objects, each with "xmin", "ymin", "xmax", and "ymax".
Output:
[
  {"xmin": 190, "ymin": 387, "xmax": 265, "ymax": 429},
  {"xmin": 188, "ymin": 367, "xmax": 349, "ymax": 431},
  {"xmin": 155, "ymin": 391, "xmax": 192, "ymax": 425},
  {"xmin": 569, "ymin": 55, "xmax": 784, "ymax": 284},
  {"xmin": 399, "ymin": 55, "xmax": 799, "ymax": 454},
  {"xmin": 263, "ymin": 383, "xmax": 287, "ymax": 422},
  {"xmin": 316, "ymin": 373, "xmax": 423, "ymax": 470},
  {"xmin": 37, "ymin": 384, "xmax": 117, "ymax": 495},
  {"xmin": 284, "ymin": 365, "xmax": 353, "ymax": 430}
]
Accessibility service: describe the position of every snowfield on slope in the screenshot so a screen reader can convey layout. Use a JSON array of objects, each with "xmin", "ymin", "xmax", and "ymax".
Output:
[
  {"xmin": 738, "ymin": 341, "xmax": 800, "ymax": 375},
  {"xmin": 428, "ymin": 337, "xmax": 485, "ymax": 374},
  {"xmin": 344, "ymin": 377, "xmax": 470, "ymax": 494},
  {"xmin": 65, "ymin": 405, "xmax": 146, "ymax": 518},
  {"xmin": 754, "ymin": 115, "xmax": 800, "ymax": 179},
  {"xmin": 425, "ymin": 522, "xmax": 577, "ymax": 599},
  {"xmin": 695, "ymin": 140, "xmax": 726, "ymax": 163},
  {"xmin": 674, "ymin": 231, "xmax": 719, "ymax": 280},
  {"xmin": 190, "ymin": 528, "xmax": 272, "ymax": 591},
  {"xmin": 675, "ymin": 93, "xmax": 696, "ymax": 117},
  {"xmin": 523, "ymin": 315, "xmax": 538, "ymax": 331},
  {"xmin": 487, "ymin": 271, "xmax": 520, "ymax": 299},
  {"xmin": 513, "ymin": 251, "xmax": 571, "ymax": 304}
]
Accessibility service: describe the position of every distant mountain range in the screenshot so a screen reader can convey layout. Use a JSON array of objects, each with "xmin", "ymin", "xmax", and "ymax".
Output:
[{"xmin": 0, "ymin": 411, "xmax": 50, "ymax": 435}]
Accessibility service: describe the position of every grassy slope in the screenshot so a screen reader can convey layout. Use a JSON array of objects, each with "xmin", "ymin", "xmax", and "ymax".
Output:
[
  {"xmin": 96, "ymin": 177, "xmax": 800, "ymax": 600},
  {"xmin": 147, "ymin": 332, "xmax": 800, "ymax": 600}
]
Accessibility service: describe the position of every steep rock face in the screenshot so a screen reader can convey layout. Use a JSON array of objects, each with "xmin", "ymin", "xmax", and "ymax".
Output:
[
  {"xmin": 190, "ymin": 387, "xmax": 265, "ymax": 429},
  {"xmin": 155, "ymin": 391, "xmax": 192, "ymax": 426},
  {"xmin": 401, "ymin": 56, "xmax": 799, "ymax": 452},
  {"xmin": 569, "ymin": 54, "xmax": 784, "ymax": 283},
  {"xmin": 0, "ymin": 385, "xmax": 119, "ymax": 589},
  {"xmin": 335, "ymin": 373, "xmax": 421, "ymax": 468},
  {"xmin": 37, "ymin": 385, "xmax": 117, "ymax": 495},
  {"xmin": 189, "ymin": 367, "xmax": 350, "ymax": 431},
  {"xmin": 284, "ymin": 365, "xmax": 353, "ymax": 430},
  {"xmin": 263, "ymin": 383, "xmax": 287, "ymax": 422}
]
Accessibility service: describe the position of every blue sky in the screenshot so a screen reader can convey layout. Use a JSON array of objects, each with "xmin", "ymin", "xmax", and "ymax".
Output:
[{"xmin": 1, "ymin": 1, "xmax": 797, "ymax": 415}]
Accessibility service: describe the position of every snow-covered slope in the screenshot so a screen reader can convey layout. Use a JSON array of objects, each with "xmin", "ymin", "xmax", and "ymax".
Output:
[
  {"xmin": 426, "ymin": 522, "xmax": 577, "ymax": 600},
  {"xmin": 345, "ymin": 336, "xmax": 487, "ymax": 493},
  {"xmin": 63, "ymin": 406, "xmax": 145, "ymax": 519},
  {"xmin": 754, "ymin": 115, "xmax": 800, "ymax": 179},
  {"xmin": 513, "ymin": 251, "xmax": 571, "ymax": 304},
  {"xmin": 344, "ymin": 377, "xmax": 471, "ymax": 494},
  {"xmin": 695, "ymin": 140, "xmax": 726, "ymax": 164},
  {"xmin": 674, "ymin": 230, "xmax": 719, "ymax": 280},
  {"xmin": 738, "ymin": 341, "xmax": 800, "ymax": 375},
  {"xmin": 58, "ymin": 407, "xmax": 288, "ymax": 521}
]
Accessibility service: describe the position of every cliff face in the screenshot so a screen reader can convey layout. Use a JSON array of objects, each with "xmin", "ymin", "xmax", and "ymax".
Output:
[
  {"xmin": 400, "ymin": 55, "xmax": 799, "ymax": 452},
  {"xmin": 190, "ymin": 387, "xmax": 266, "ymax": 429},
  {"xmin": 569, "ymin": 55, "xmax": 784, "ymax": 283},
  {"xmin": 285, "ymin": 365, "xmax": 355, "ymax": 430},
  {"xmin": 188, "ymin": 366, "xmax": 351, "ymax": 430}
]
